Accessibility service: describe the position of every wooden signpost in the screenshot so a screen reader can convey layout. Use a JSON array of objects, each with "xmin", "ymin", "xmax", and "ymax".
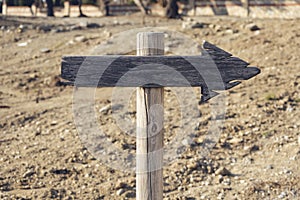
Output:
[{"xmin": 61, "ymin": 32, "xmax": 260, "ymax": 199}]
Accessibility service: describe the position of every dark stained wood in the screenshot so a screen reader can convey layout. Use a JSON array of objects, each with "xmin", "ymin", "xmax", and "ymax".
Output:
[{"xmin": 61, "ymin": 41, "xmax": 260, "ymax": 102}]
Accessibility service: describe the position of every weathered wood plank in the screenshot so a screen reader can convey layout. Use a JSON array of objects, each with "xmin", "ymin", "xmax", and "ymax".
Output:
[
  {"xmin": 202, "ymin": 41, "xmax": 232, "ymax": 57},
  {"xmin": 61, "ymin": 41, "xmax": 260, "ymax": 101},
  {"xmin": 136, "ymin": 32, "xmax": 164, "ymax": 200},
  {"xmin": 61, "ymin": 56, "xmax": 258, "ymax": 85},
  {"xmin": 61, "ymin": 43, "xmax": 259, "ymax": 88}
]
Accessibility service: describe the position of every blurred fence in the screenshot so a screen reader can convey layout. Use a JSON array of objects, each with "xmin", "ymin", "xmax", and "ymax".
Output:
[
  {"xmin": 186, "ymin": 0, "xmax": 300, "ymax": 18},
  {"xmin": 3, "ymin": 0, "xmax": 134, "ymax": 6},
  {"xmin": 1, "ymin": 0, "xmax": 300, "ymax": 18}
]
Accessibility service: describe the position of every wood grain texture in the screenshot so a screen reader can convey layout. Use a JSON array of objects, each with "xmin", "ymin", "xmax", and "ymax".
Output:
[
  {"xmin": 61, "ymin": 41, "xmax": 260, "ymax": 101},
  {"xmin": 136, "ymin": 32, "xmax": 164, "ymax": 200}
]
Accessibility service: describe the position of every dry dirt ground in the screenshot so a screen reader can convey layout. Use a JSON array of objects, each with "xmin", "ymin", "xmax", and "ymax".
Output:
[{"xmin": 0, "ymin": 14, "xmax": 299, "ymax": 199}]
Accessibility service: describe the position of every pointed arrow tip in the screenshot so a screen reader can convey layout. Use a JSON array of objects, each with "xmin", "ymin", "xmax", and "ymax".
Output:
[{"xmin": 202, "ymin": 41, "xmax": 232, "ymax": 57}]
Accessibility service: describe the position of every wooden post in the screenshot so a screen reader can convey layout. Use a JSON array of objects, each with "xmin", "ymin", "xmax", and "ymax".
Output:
[
  {"xmin": 136, "ymin": 32, "xmax": 164, "ymax": 200},
  {"xmin": 64, "ymin": 0, "xmax": 70, "ymax": 17},
  {"xmin": 32, "ymin": 4, "xmax": 37, "ymax": 16},
  {"xmin": 246, "ymin": 0, "xmax": 250, "ymax": 17},
  {"xmin": 2, "ymin": 0, "xmax": 7, "ymax": 15}
]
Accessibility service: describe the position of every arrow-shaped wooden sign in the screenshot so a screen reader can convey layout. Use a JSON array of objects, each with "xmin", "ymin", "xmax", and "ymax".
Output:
[
  {"xmin": 61, "ymin": 41, "xmax": 260, "ymax": 102},
  {"xmin": 61, "ymin": 33, "xmax": 260, "ymax": 200}
]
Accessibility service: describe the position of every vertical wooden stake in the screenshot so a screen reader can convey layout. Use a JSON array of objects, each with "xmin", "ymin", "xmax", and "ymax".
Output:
[{"xmin": 136, "ymin": 32, "xmax": 164, "ymax": 200}]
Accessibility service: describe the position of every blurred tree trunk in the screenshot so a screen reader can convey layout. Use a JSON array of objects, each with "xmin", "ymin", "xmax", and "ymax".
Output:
[
  {"xmin": 135, "ymin": 0, "xmax": 183, "ymax": 16},
  {"xmin": 153, "ymin": 0, "xmax": 180, "ymax": 18},
  {"xmin": 134, "ymin": 0, "xmax": 149, "ymax": 15},
  {"xmin": 165, "ymin": 0, "xmax": 179, "ymax": 18},
  {"xmin": 98, "ymin": 0, "xmax": 110, "ymax": 16},
  {"xmin": 54, "ymin": 0, "xmax": 60, "ymax": 6},
  {"xmin": 46, "ymin": 0, "xmax": 54, "ymax": 16},
  {"xmin": 78, "ymin": 0, "xmax": 87, "ymax": 17}
]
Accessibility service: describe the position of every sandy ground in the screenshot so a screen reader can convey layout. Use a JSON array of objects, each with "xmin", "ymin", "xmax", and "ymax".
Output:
[{"xmin": 0, "ymin": 14, "xmax": 299, "ymax": 199}]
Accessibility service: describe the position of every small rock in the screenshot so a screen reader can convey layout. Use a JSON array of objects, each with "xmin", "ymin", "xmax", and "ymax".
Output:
[
  {"xmin": 50, "ymin": 168, "xmax": 70, "ymax": 175},
  {"xmin": 79, "ymin": 21, "xmax": 88, "ymax": 28},
  {"xmin": 178, "ymin": 186, "xmax": 183, "ymax": 191},
  {"xmin": 215, "ymin": 167, "xmax": 232, "ymax": 176},
  {"xmin": 116, "ymin": 188, "xmax": 125, "ymax": 196},
  {"xmin": 246, "ymin": 23, "xmax": 260, "ymax": 31},
  {"xmin": 286, "ymin": 105, "xmax": 293, "ymax": 112},
  {"xmin": 50, "ymin": 121, "xmax": 57, "ymax": 126},
  {"xmin": 51, "ymin": 28, "xmax": 64, "ymax": 34},
  {"xmin": 186, "ymin": 17, "xmax": 194, "ymax": 22},
  {"xmin": 103, "ymin": 30, "xmax": 112, "ymax": 37},
  {"xmin": 70, "ymin": 25, "xmax": 82, "ymax": 31},
  {"xmin": 182, "ymin": 21, "xmax": 208, "ymax": 29},
  {"xmin": 181, "ymin": 21, "xmax": 190, "ymax": 29},
  {"xmin": 217, "ymin": 192, "xmax": 225, "ymax": 199},
  {"xmin": 40, "ymin": 48, "xmax": 51, "ymax": 53},
  {"xmin": 218, "ymin": 175, "xmax": 224, "ymax": 183},
  {"xmin": 67, "ymin": 40, "xmax": 75, "ymax": 45},
  {"xmin": 115, "ymin": 182, "xmax": 127, "ymax": 189},
  {"xmin": 17, "ymin": 24, "xmax": 25, "ymax": 33},
  {"xmin": 111, "ymin": 104, "xmax": 124, "ymax": 111},
  {"xmin": 74, "ymin": 35, "xmax": 87, "ymax": 43},
  {"xmin": 187, "ymin": 162, "xmax": 198, "ymax": 171},
  {"xmin": 23, "ymin": 169, "xmax": 35, "ymax": 178},
  {"xmin": 283, "ymin": 169, "xmax": 292, "ymax": 174},
  {"xmin": 278, "ymin": 191, "xmax": 286, "ymax": 199},
  {"xmin": 266, "ymin": 165, "xmax": 274, "ymax": 170},
  {"xmin": 182, "ymin": 137, "xmax": 193, "ymax": 146},
  {"xmin": 204, "ymin": 181, "xmax": 210, "ymax": 186},
  {"xmin": 222, "ymin": 178, "xmax": 231, "ymax": 186},
  {"xmin": 228, "ymin": 137, "xmax": 243, "ymax": 144},
  {"xmin": 244, "ymin": 144, "xmax": 260, "ymax": 153},
  {"xmin": 249, "ymin": 145, "xmax": 259, "ymax": 152},
  {"xmin": 50, "ymin": 189, "xmax": 59, "ymax": 198},
  {"xmin": 29, "ymin": 73, "xmax": 38, "ymax": 79},
  {"xmin": 224, "ymin": 29, "xmax": 234, "ymax": 34},
  {"xmin": 37, "ymin": 25, "xmax": 52, "ymax": 32},
  {"xmin": 17, "ymin": 42, "xmax": 28, "ymax": 47},
  {"xmin": 113, "ymin": 20, "xmax": 119, "ymax": 25},
  {"xmin": 214, "ymin": 24, "xmax": 222, "ymax": 32},
  {"xmin": 99, "ymin": 104, "xmax": 110, "ymax": 114},
  {"xmin": 125, "ymin": 191, "xmax": 135, "ymax": 198},
  {"xmin": 208, "ymin": 24, "xmax": 215, "ymax": 29},
  {"xmin": 87, "ymin": 23, "xmax": 102, "ymax": 29},
  {"xmin": 191, "ymin": 22, "xmax": 207, "ymax": 29}
]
